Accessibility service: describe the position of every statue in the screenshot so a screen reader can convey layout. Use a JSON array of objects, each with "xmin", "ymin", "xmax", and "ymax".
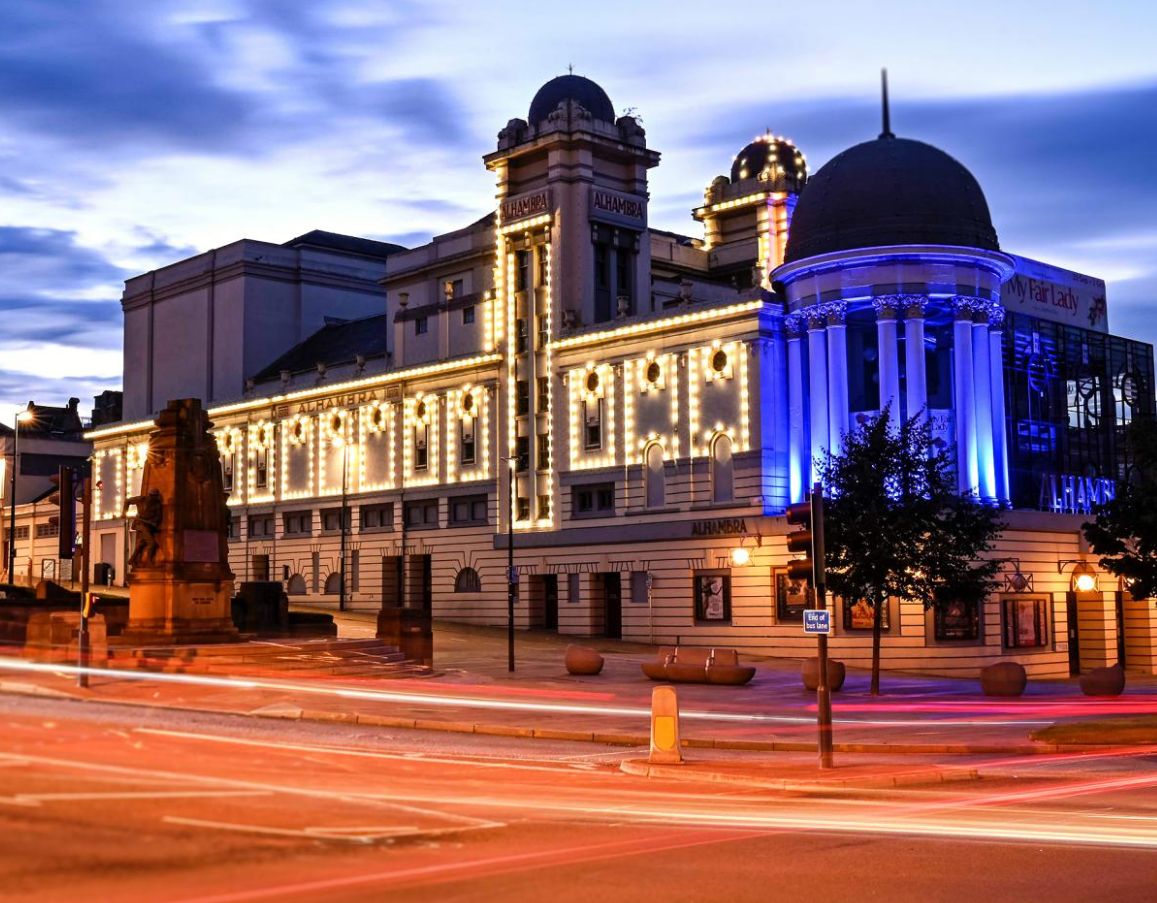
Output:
[{"xmin": 127, "ymin": 489, "xmax": 163, "ymax": 568}]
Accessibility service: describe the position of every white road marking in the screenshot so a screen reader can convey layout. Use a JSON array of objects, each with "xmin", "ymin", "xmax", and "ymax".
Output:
[
  {"xmin": 0, "ymin": 750, "xmax": 503, "ymax": 831},
  {"xmin": 134, "ymin": 727, "xmax": 616, "ymax": 776},
  {"xmin": 10, "ymin": 790, "xmax": 272, "ymax": 805},
  {"xmin": 162, "ymin": 816, "xmax": 426, "ymax": 842}
]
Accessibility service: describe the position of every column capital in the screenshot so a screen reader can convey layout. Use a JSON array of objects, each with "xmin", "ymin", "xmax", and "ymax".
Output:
[
  {"xmin": 952, "ymin": 294, "xmax": 991, "ymax": 320},
  {"xmin": 987, "ymin": 303, "xmax": 1007, "ymax": 329},
  {"xmin": 784, "ymin": 314, "xmax": 806, "ymax": 339},
  {"xmin": 872, "ymin": 293, "xmax": 925, "ymax": 318},
  {"xmin": 799, "ymin": 300, "xmax": 847, "ymax": 327}
]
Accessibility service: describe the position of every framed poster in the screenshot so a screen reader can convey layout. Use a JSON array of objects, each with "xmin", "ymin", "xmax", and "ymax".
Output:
[
  {"xmin": 934, "ymin": 598, "xmax": 980, "ymax": 641},
  {"xmin": 844, "ymin": 597, "xmax": 890, "ymax": 631},
  {"xmin": 775, "ymin": 569, "xmax": 809, "ymax": 623},
  {"xmin": 693, "ymin": 570, "xmax": 732, "ymax": 623},
  {"xmin": 1002, "ymin": 595, "xmax": 1048, "ymax": 648}
]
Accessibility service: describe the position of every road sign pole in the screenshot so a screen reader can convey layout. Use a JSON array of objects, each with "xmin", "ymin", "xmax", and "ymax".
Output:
[{"xmin": 812, "ymin": 483, "xmax": 834, "ymax": 769}]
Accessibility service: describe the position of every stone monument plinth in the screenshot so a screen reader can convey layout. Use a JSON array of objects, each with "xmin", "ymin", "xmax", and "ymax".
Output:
[{"xmin": 123, "ymin": 399, "xmax": 239, "ymax": 644}]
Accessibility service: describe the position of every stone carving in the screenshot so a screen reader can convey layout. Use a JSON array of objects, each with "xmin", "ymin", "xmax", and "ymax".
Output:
[{"xmin": 127, "ymin": 489, "xmax": 162, "ymax": 568}]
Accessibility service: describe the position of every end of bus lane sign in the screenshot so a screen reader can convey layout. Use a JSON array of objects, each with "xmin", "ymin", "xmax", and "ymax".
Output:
[{"xmin": 803, "ymin": 609, "xmax": 831, "ymax": 634}]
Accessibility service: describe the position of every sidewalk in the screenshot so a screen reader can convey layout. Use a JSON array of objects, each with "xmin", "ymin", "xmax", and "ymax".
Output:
[{"xmin": 2, "ymin": 607, "xmax": 1155, "ymax": 793}]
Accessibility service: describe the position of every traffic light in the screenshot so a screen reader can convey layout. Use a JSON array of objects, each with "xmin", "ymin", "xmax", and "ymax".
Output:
[
  {"xmin": 785, "ymin": 485, "xmax": 826, "ymax": 587},
  {"xmin": 50, "ymin": 466, "xmax": 77, "ymax": 560}
]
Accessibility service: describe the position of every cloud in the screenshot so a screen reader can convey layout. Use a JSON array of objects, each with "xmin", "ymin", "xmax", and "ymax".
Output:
[
  {"xmin": 0, "ymin": 227, "xmax": 127, "ymax": 296},
  {"xmin": 0, "ymin": 369, "xmax": 120, "ymax": 413}
]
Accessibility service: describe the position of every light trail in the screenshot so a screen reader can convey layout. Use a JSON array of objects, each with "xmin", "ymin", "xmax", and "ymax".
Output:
[{"xmin": 0, "ymin": 656, "xmax": 1057, "ymax": 727}]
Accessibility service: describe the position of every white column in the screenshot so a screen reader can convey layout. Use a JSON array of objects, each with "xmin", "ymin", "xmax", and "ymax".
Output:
[
  {"xmin": 952, "ymin": 297, "xmax": 979, "ymax": 495},
  {"xmin": 825, "ymin": 302, "xmax": 849, "ymax": 455},
  {"xmin": 786, "ymin": 316, "xmax": 807, "ymax": 504},
  {"xmin": 971, "ymin": 306, "xmax": 996, "ymax": 502},
  {"xmin": 873, "ymin": 296, "xmax": 902, "ymax": 427},
  {"xmin": 988, "ymin": 307, "xmax": 1010, "ymax": 503},
  {"xmin": 807, "ymin": 311, "xmax": 829, "ymax": 487},
  {"xmin": 903, "ymin": 296, "xmax": 928, "ymax": 427}
]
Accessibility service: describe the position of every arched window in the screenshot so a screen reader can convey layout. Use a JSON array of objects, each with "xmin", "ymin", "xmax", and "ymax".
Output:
[
  {"xmin": 323, "ymin": 572, "xmax": 343, "ymax": 595},
  {"xmin": 454, "ymin": 567, "xmax": 482, "ymax": 593},
  {"xmin": 286, "ymin": 573, "xmax": 307, "ymax": 595},
  {"xmin": 711, "ymin": 433, "xmax": 733, "ymax": 503},
  {"xmin": 645, "ymin": 443, "xmax": 665, "ymax": 509}
]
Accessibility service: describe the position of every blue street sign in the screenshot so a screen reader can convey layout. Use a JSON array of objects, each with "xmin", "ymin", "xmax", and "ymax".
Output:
[{"xmin": 803, "ymin": 609, "xmax": 831, "ymax": 634}]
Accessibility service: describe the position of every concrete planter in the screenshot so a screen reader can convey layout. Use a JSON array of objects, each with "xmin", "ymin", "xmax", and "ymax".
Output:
[
  {"xmin": 801, "ymin": 657, "xmax": 846, "ymax": 691},
  {"xmin": 1080, "ymin": 663, "xmax": 1126, "ymax": 697},
  {"xmin": 564, "ymin": 645, "xmax": 605, "ymax": 675},
  {"xmin": 980, "ymin": 661, "xmax": 1027, "ymax": 697}
]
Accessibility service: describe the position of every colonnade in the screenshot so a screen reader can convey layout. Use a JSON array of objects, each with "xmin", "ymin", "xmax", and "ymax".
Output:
[{"xmin": 785, "ymin": 294, "xmax": 1009, "ymax": 503}]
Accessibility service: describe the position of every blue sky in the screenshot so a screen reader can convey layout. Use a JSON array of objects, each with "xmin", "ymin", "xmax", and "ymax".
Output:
[{"xmin": 1, "ymin": 0, "xmax": 1155, "ymax": 417}]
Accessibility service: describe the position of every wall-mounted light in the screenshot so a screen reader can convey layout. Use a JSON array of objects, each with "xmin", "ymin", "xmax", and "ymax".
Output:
[
  {"xmin": 1059, "ymin": 559, "xmax": 1098, "ymax": 594},
  {"xmin": 730, "ymin": 534, "xmax": 761, "ymax": 568}
]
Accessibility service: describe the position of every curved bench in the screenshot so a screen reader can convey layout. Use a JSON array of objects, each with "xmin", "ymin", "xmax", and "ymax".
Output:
[{"xmin": 641, "ymin": 646, "xmax": 755, "ymax": 686}]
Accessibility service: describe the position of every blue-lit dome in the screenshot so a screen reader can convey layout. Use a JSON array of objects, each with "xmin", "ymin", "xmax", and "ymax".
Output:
[{"xmin": 529, "ymin": 75, "xmax": 616, "ymax": 124}]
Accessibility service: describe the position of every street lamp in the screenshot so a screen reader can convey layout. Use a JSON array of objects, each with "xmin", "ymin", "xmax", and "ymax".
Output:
[
  {"xmin": 502, "ymin": 455, "xmax": 517, "ymax": 672},
  {"xmin": 6, "ymin": 405, "xmax": 34, "ymax": 584}
]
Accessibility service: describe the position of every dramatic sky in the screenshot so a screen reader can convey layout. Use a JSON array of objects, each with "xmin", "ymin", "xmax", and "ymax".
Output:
[{"xmin": 2, "ymin": 0, "xmax": 1155, "ymax": 417}]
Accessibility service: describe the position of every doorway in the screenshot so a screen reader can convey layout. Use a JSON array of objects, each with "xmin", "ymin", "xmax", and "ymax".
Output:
[
  {"xmin": 601, "ymin": 572, "xmax": 622, "ymax": 639},
  {"xmin": 1065, "ymin": 593, "xmax": 1081, "ymax": 676},
  {"xmin": 527, "ymin": 574, "xmax": 558, "ymax": 630},
  {"xmin": 1115, "ymin": 590, "xmax": 1127, "ymax": 666}
]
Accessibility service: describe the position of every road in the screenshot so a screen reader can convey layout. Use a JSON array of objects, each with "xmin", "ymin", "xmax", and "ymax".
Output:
[{"xmin": 1, "ymin": 695, "xmax": 1155, "ymax": 903}]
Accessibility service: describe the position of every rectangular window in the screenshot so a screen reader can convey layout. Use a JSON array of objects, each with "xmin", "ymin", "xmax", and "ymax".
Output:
[
  {"xmin": 282, "ymin": 511, "xmax": 312, "ymax": 536},
  {"xmin": 228, "ymin": 516, "xmax": 240, "ymax": 541},
  {"xmin": 516, "ymin": 380, "xmax": 530, "ymax": 416},
  {"xmin": 450, "ymin": 494, "xmax": 488, "ymax": 525},
  {"xmin": 537, "ymin": 376, "xmax": 549, "ymax": 412},
  {"xmin": 403, "ymin": 500, "xmax": 439, "ymax": 530},
  {"xmin": 321, "ymin": 507, "xmax": 351, "ymax": 533},
  {"xmin": 514, "ymin": 435, "xmax": 529, "ymax": 472},
  {"xmin": 14, "ymin": 526, "xmax": 29, "ymax": 541},
  {"xmin": 360, "ymin": 502, "xmax": 394, "ymax": 532},
  {"xmin": 572, "ymin": 482, "xmax": 615, "ymax": 518},
  {"xmin": 415, "ymin": 317, "xmax": 428, "ymax": 335},
  {"xmin": 451, "ymin": 278, "xmax": 464, "ymax": 297},
  {"xmin": 775, "ymin": 570, "xmax": 809, "ymax": 623},
  {"xmin": 537, "ymin": 433, "xmax": 550, "ymax": 470},
  {"xmin": 583, "ymin": 398, "xmax": 602, "ymax": 449},
  {"xmin": 515, "ymin": 250, "xmax": 531, "ymax": 292},
  {"xmin": 462, "ymin": 305, "xmax": 475, "ymax": 325},
  {"xmin": 248, "ymin": 514, "xmax": 275, "ymax": 538},
  {"xmin": 460, "ymin": 418, "xmax": 476, "ymax": 465},
  {"xmin": 414, "ymin": 424, "xmax": 428, "ymax": 470},
  {"xmin": 222, "ymin": 453, "xmax": 235, "ymax": 492},
  {"xmin": 255, "ymin": 449, "xmax": 269, "ymax": 489},
  {"xmin": 935, "ymin": 598, "xmax": 981, "ymax": 641},
  {"xmin": 537, "ymin": 494, "xmax": 551, "ymax": 520},
  {"xmin": 693, "ymin": 570, "xmax": 732, "ymax": 623},
  {"xmin": 536, "ymin": 316, "xmax": 549, "ymax": 349},
  {"xmin": 36, "ymin": 522, "xmax": 59, "ymax": 538},
  {"xmin": 515, "ymin": 319, "xmax": 528, "ymax": 354},
  {"xmin": 516, "ymin": 496, "xmax": 530, "ymax": 520},
  {"xmin": 1002, "ymin": 596, "xmax": 1048, "ymax": 648},
  {"xmin": 536, "ymin": 245, "xmax": 549, "ymax": 286}
]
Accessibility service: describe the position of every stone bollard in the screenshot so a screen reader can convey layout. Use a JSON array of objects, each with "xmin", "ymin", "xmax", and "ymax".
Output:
[{"xmin": 649, "ymin": 685, "xmax": 683, "ymax": 765}]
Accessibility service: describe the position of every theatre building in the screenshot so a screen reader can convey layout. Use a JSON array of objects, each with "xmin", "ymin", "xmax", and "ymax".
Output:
[{"xmin": 86, "ymin": 75, "xmax": 1157, "ymax": 676}]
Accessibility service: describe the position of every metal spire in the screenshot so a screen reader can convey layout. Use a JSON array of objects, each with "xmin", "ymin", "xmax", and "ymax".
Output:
[{"xmin": 880, "ymin": 68, "xmax": 894, "ymax": 139}]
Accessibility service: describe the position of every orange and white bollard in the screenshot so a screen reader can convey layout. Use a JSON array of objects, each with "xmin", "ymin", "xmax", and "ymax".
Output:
[{"xmin": 649, "ymin": 685, "xmax": 683, "ymax": 764}]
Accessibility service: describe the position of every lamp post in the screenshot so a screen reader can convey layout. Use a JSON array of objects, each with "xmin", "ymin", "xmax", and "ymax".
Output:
[
  {"xmin": 6, "ymin": 406, "xmax": 34, "ymax": 584},
  {"xmin": 504, "ymin": 455, "xmax": 517, "ymax": 672}
]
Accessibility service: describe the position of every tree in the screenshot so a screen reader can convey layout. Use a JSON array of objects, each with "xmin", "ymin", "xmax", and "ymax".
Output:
[
  {"xmin": 1083, "ymin": 417, "xmax": 1157, "ymax": 600},
  {"xmin": 818, "ymin": 411, "xmax": 1005, "ymax": 694}
]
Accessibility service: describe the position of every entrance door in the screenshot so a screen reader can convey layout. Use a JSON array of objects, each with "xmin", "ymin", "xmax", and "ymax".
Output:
[
  {"xmin": 603, "ymin": 572, "xmax": 622, "ymax": 639},
  {"xmin": 1115, "ymin": 590, "xmax": 1127, "ymax": 666},
  {"xmin": 1066, "ymin": 593, "xmax": 1081, "ymax": 676},
  {"xmin": 251, "ymin": 554, "xmax": 270, "ymax": 582},
  {"xmin": 543, "ymin": 574, "xmax": 558, "ymax": 631}
]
